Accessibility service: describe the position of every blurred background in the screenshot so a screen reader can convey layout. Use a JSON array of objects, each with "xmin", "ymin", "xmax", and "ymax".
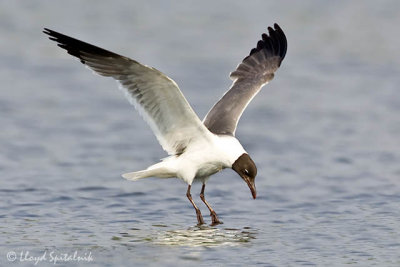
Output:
[{"xmin": 1, "ymin": 1, "xmax": 399, "ymax": 266}]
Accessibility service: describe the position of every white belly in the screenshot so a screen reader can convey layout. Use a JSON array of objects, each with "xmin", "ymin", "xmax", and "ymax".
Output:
[{"xmin": 194, "ymin": 162, "xmax": 224, "ymax": 179}]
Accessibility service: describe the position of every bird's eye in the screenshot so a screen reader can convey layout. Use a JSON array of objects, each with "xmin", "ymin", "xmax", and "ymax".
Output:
[{"xmin": 244, "ymin": 169, "xmax": 249, "ymax": 175}]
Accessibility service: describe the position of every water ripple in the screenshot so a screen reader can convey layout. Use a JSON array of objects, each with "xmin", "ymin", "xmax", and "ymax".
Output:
[{"xmin": 115, "ymin": 225, "xmax": 257, "ymax": 248}]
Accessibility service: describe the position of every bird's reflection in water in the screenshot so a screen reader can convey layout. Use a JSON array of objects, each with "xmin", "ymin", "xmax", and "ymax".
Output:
[{"xmin": 118, "ymin": 225, "xmax": 257, "ymax": 247}]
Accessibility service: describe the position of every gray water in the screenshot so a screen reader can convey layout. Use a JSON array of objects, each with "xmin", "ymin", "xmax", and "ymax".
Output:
[{"xmin": 1, "ymin": 1, "xmax": 400, "ymax": 266}]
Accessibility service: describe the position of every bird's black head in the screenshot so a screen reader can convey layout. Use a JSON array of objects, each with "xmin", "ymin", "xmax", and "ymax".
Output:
[{"xmin": 232, "ymin": 153, "xmax": 257, "ymax": 199}]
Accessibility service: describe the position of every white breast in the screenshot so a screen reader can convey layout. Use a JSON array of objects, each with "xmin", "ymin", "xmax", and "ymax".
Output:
[{"xmin": 173, "ymin": 134, "xmax": 246, "ymax": 184}]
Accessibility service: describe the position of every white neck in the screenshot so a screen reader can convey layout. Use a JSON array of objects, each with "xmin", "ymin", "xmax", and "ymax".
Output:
[{"xmin": 213, "ymin": 135, "xmax": 246, "ymax": 166}]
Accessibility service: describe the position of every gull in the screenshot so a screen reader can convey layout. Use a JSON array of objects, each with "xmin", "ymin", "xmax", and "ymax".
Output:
[{"xmin": 43, "ymin": 23, "xmax": 287, "ymax": 225}]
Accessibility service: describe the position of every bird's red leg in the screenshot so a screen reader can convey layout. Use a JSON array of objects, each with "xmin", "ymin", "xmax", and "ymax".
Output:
[
  {"xmin": 200, "ymin": 184, "xmax": 222, "ymax": 226},
  {"xmin": 186, "ymin": 185, "xmax": 204, "ymax": 225}
]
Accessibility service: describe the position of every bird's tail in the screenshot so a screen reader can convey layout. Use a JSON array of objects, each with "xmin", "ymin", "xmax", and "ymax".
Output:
[
  {"xmin": 122, "ymin": 170, "xmax": 153, "ymax": 181},
  {"xmin": 122, "ymin": 163, "xmax": 175, "ymax": 181}
]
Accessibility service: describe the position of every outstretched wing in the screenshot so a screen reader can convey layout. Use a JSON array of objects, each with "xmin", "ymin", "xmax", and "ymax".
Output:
[
  {"xmin": 203, "ymin": 23, "xmax": 287, "ymax": 136},
  {"xmin": 44, "ymin": 28, "xmax": 212, "ymax": 155}
]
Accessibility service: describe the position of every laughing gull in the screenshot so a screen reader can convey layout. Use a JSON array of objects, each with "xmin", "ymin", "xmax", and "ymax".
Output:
[{"xmin": 44, "ymin": 24, "xmax": 287, "ymax": 225}]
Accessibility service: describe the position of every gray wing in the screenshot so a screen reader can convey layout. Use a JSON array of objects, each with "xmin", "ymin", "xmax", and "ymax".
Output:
[
  {"xmin": 44, "ymin": 28, "xmax": 212, "ymax": 155},
  {"xmin": 203, "ymin": 23, "xmax": 287, "ymax": 136}
]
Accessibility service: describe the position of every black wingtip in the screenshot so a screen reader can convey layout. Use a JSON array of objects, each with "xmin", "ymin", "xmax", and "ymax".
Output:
[
  {"xmin": 43, "ymin": 28, "xmax": 55, "ymax": 37},
  {"xmin": 244, "ymin": 23, "xmax": 287, "ymax": 62},
  {"xmin": 43, "ymin": 28, "xmax": 122, "ymax": 65},
  {"xmin": 273, "ymin": 23, "xmax": 287, "ymax": 60}
]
